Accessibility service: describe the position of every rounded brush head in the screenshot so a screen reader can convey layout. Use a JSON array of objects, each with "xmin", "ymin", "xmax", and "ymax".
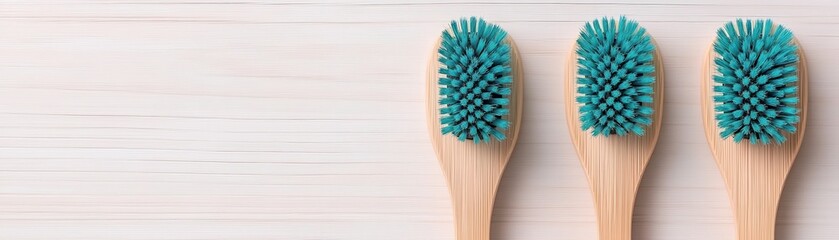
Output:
[
  {"xmin": 575, "ymin": 16, "xmax": 656, "ymax": 137},
  {"xmin": 437, "ymin": 17, "xmax": 512, "ymax": 143},
  {"xmin": 712, "ymin": 19, "xmax": 800, "ymax": 144}
]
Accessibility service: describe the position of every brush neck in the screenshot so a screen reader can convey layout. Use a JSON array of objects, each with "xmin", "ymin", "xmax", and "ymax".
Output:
[
  {"xmin": 592, "ymin": 190, "xmax": 638, "ymax": 240},
  {"xmin": 442, "ymin": 158, "xmax": 505, "ymax": 240},
  {"xmin": 584, "ymin": 157, "xmax": 646, "ymax": 240},
  {"xmin": 451, "ymin": 183, "xmax": 496, "ymax": 240},
  {"xmin": 719, "ymin": 156, "xmax": 793, "ymax": 240}
]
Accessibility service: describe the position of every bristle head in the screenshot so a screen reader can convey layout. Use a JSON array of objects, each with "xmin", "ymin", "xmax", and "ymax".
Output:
[
  {"xmin": 437, "ymin": 17, "xmax": 512, "ymax": 143},
  {"xmin": 713, "ymin": 19, "xmax": 800, "ymax": 144},
  {"xmin": 575, "ymin": 16, "xmax": 656, "ymax": 137}
]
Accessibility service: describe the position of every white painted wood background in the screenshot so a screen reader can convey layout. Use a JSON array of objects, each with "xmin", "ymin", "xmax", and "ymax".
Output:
[{"xmin": 1, "ymin": 0, "xmax": 837, "ymax": 239}]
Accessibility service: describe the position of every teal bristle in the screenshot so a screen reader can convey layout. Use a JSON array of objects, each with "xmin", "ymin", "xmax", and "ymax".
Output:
[
  {"xmin": 437, "ymin": 17, "xmax": 512, "ymax": 143},
  {"xmin": 713, "ymin": 19, "xmax": 800, "ymax": 144},
  {"xmin": 575, "ymin": 16, "xmax": 656, "ymax": 137}
]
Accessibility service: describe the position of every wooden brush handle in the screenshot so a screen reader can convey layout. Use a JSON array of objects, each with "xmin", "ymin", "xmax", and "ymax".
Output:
[
  {"xmin": 586, "ymin": 155, "xmax": 647, "ymax": 240},
  {"xmin": 445, "ymin": 164, "xmax": 502, "ymax": 240},
  {"xmin": 721, "ymin": 157, "xmax": 792, "ymax": 240},
  {"xmin": 452, "ymin": 197, "xmax": 494, "ymax": 240}
]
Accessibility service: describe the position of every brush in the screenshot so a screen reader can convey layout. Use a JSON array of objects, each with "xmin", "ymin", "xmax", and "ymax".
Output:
[
  {"xmin": 565, "ymin": 16, "xmax": 664, "ymax": 240},
  {"xmin": 701, "ymin": 19, "xmax": 807, "ymax": 240},
  {"xmin": 426, "ymin": 17, "xmax": 523, "ymax": 240}
]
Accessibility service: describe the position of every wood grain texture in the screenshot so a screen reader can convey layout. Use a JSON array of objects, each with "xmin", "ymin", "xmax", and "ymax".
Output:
[
  {"xmin": 426, "ymin": 36, "xmax": 523, "ymax": 240},
  {"xmin": 1, "ymin": 1, "xmax": 839, "ymax": 240},
  {"xmin": 565, "ymin": 39, "xmax": 664, "ymax": 240},
  {"xmin": 701, "ymin": 40, "xmax": 808, "ymax": 240}
]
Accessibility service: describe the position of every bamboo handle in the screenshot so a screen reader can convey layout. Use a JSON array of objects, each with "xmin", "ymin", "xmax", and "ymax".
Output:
[
  {"xmin": 453, "ymin": 198, "xmax": 494, "ymax": 240},
  {"xmin": 722, "ymin": 157, "xmax": 791, "ymax": 240},
  {"xmin": 444, "ymin": 163, "xmax": 502, "ymax": 240},
  {"xmin": 586, "ymin": 156, "xmax": 647, "ymax": 240}
]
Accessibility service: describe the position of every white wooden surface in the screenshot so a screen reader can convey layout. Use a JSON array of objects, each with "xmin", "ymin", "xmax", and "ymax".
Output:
[{"xmin": 1, "ymin": 1, "xmax": 838, "ymax": 239}]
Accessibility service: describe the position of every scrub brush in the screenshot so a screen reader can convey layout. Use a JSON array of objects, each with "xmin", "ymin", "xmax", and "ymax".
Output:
[
  {"xmin": 701, "ymin": 19, "xmax": 807, "ymax": 240},
  {"xmin": 565, "ymin": 16, "xmax": 664, "ymax": 240},
  {"xmin": 426, "ymin": 17, "xmax": 523, "ymax": 240}
]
